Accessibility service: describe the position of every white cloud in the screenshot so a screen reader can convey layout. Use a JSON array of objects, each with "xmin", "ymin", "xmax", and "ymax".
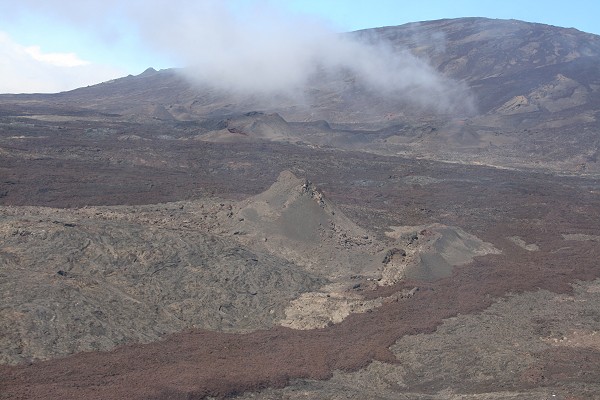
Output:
[
  {"xmin": 24, "ymin": 45, "xmax": 90, "ymax": 67},
  {"xmin": 0, "ymin": 31, "xmax": 124, "ymax": 93},
  {"xmin": 0, "ymin": 1, "xmax": 475, "ymax": 114},
  {"xmin": 132, "ymin": 0, "xmax": 474, "ymax": 113}
]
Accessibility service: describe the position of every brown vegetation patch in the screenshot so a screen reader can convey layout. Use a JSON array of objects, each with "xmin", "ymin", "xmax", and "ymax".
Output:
[{"xmin": 1, "ymin": 227, "xmax": 598, "ymax": 399}]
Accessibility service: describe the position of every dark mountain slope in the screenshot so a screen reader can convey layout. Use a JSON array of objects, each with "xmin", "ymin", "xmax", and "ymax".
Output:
[{"xmin": 1, "ymin": 18, "xmax": 599, "ymax": 173}]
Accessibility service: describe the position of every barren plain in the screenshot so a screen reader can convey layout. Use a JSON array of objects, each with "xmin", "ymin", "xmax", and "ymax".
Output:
[{"xmin": 1, "ymin": 17, "xmax": 600, "ymax": 399}]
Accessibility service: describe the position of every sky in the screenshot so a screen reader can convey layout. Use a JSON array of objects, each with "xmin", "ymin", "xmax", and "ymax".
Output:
[{"xmin": 0, "ymin": 0, "xmax": 597, "ymax": 94}]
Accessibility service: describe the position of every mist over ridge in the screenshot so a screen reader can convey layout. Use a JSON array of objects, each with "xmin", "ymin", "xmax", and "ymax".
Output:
[
  {"xmin": 140, "ymin": 1, "xmax": 474, "ymax": 113},
  {"xmin": 2, "ymin": 0, "xmax": 475, "ymax": 113}
]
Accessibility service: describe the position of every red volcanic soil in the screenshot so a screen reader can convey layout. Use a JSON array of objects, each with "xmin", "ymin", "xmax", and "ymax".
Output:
[
  {"xmin": 2, "ymin": 16, "xmax": 600, "ymax": 396},
  {"xmin": 1, "ymin": 223, "xmax": 599, "ymax": 399},
  {"xmin": 1, "ymin": 136, "xmax": 599, "ymax": 398}
]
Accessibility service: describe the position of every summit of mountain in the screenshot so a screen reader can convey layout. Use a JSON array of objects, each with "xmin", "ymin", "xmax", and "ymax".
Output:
[{"xmin": 67, "ymin": 17, "xmax": 600, "ymax": 120}]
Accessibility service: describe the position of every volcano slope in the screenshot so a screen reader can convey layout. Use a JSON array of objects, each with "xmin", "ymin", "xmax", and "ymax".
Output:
[
  {"xmin": 1, "ymin": 128, "xmax": 599, "ymax": 399},
  {"xmin": 1, "ymin": 16, "xmax": 600, "ymax": 400},
  {"xmin": 2, "ymin": 18, "xmax": 599, "ymax": 174}
]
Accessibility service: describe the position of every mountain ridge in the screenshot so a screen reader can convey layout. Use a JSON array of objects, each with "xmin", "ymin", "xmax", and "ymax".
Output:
[{"xmin": 0, "ymin": 17, "xmax": 599, "ymax": 174}]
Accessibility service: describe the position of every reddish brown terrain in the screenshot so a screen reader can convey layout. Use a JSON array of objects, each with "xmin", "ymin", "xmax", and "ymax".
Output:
[{"xmin": 1, "ymin": 18, "xmax": 600, "ymax": 399}]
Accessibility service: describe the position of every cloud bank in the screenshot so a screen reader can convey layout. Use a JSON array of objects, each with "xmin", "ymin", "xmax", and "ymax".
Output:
[
  {"xmin": 1, "ymin": 1, "xmax": 474, "ymax": 113},
  {"xmin": 24, "ymin": 46, "xmax": 90, "ymax": 68},
  {"xmin": 133, "ymin": 1, "xmax": 473, "ymax": 113}
]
